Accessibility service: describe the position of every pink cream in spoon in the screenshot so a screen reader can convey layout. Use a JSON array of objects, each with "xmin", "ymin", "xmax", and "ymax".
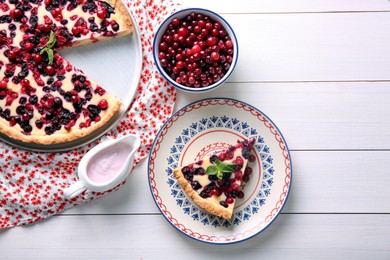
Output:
[{"xmin": 86, "ymin": 142, "xmax": 134, "ymax": 183}]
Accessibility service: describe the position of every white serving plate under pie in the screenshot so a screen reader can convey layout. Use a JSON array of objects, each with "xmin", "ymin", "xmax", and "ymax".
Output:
[
  {"xmin": 0, "ymin": 2, "xmax": 142, "ymax": 152},
  {"xmin": 148, "ymin": 98, "xmax": 292, "ymax": 244}
]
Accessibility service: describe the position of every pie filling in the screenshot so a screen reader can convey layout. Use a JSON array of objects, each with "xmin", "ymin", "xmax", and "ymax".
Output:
[
  {"xmin": 0, "ymin": 0, "xmax": 132, "ymax": 142},
  {"xmin": 176, "ymin": 139, "xmax": 255, "ymax": 218}
]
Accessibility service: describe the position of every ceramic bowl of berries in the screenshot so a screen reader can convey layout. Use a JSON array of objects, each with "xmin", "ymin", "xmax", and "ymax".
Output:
[{"xmin": 153, "ymin": 8, "xmax": 238, "ymax": 92}]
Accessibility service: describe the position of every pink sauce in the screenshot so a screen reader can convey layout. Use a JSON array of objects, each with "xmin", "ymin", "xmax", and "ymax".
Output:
[{"xmin": 86, "ymin": 142, "xmax": 133, "ymax": 183}]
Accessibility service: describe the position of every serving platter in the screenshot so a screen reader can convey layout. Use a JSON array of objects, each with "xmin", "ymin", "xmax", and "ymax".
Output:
[
  {"xmin": 0, "ymin": 4, "xmax": 142, "ymax": 152},
  {"xmin": 148, "ymin": 98, "xmax": 292, "ymax": 244}
]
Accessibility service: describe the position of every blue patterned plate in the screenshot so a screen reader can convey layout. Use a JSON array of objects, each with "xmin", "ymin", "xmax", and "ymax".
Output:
[{"xmin": 148, "ymin": 98, "xmax": 292, "ymax": 244}]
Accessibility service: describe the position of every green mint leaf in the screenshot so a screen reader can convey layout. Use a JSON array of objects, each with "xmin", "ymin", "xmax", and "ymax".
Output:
[
  {"xmin": 40, "ymin": 31, "xmax": 56, "ymax": 65},
  {"xmin": 220, "ymin": 163, "xmax": 237, "ymax": 173},
  {"xmin": 214, "ymin": 159, "xmax": 222, "ymax": 166},
  {"xmin": 47, "ymin": 49, "xmax": 54, "ymax": 65},
  {"xmin": 40, "ymin": 47, "xmax": 48, "ymax": 55},
  {"xmin": 205, "ymin": 165, "xmax": 218, "ymax": 175},
  {"xmin": 216, "ymin": 172, "xmax": 224, "ymax": 180},
  {"xmin": 47, "ymin": 31, "xmax": 56, "ymax": 49}
]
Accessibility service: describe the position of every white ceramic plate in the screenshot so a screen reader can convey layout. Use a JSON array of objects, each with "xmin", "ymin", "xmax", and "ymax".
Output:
[
  {"xmin": 148, "ymin": 98, "xmax": 292, "ymax": 244},
  {"xmin": 0, "ymin": 4, "xmax": 142, "ymax": 152}
]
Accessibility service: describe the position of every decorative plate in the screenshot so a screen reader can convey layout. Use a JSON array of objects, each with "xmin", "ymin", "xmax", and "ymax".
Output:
[
  {"xmin": 148, "ymin": 98, "xmax": 292, "ymax": 244},
  {"xmin": 0, "ymin": 4, "xmax": 142, "ymax": 152}
]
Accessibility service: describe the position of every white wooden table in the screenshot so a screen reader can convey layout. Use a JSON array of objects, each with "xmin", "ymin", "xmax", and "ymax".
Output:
[{"xmin": 1, "ymin": 1, "xmax": 390, "ymax": 258}]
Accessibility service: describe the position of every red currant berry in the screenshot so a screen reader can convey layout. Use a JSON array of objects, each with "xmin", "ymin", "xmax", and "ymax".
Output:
[
  {"xmin": 172, "ymin": 18, "xmax": 180, "ymax": 27},
  {"xmin": 51, "ymin": 8, "xmax": 61, "ymax": 17},
  {"xmin": 158, "ymin": 52, "xmax": 166, "ymax": 59},
  {"xmin": 198, "ymin": 20, "xmax": 205, "ymax": 27},
  {"xmin": 8, "ymin": 50, "xmax": 17, "ymax": 59},
  {"xmin": 11, "ymin": 9, "xmax": 23, "ymax": 19},
  {"xmin": 24, "ymin": 43, "xmax": 34, "ymax": 52},
  {"xmin": 176, "ymin": 61, "xmax": 185, "ymax": 69},
  {"xmin": 245, "ymin": 167, "xmax": 253, "ymax": 175},
  {"xmin": 41, "ymin": 24, "xmax": 51, "ymax": 32},
  {"xmin": 45, "ymin": 66, "xmax": 55, "ymax": 75},
  {"xmin": 211, "ymin": 188, "xmax": 220, "ymax": 196},
  {"xmin": 177, "ymin": 27, "xmax": 188, "ymax": 37},
  {"xmin": 191, "ymin": 44, "xmax": 201, "ymax": 54},
  {"xmin": 159, "ymin": 42, "xmax": 168, "ymax": 51},
  {"xmin": 33, "ymin": 53, "xmax": 42, "ymax": 63},
  {"xmin": 226, "ymin": 198, "xmax": 234, "ymax": 204},
  {"xmin": 20, "ymin": 79, "xmax": 30, "ymax": 88},
  {"xmin": 231, "ymin": 182, "xmax": 240, "ymax": 191},
  {"xmin": 201, "ymin": 28, "xmax": 208, "ymax": 36},
  {"xmin": 214, "ymin": 22, "xmax": 222, "ymax": 30},
  {"xmin": 71, "ymin": 26, "xmax": 80, "ymax": 34},
  {"xmin": 21, "ymin": 113, "xmax": 29, "ymax": 121},
  {"xmin": 206, "ymin": 37, "xmax": 216, "ymax": 46},
  {"xmin": 64, "ymin": 124, "xmax": 72, "ymax": 131},
  {"xmin": 210, "ymin": 52, "xmax": 220, "ymax": 61},
  {"xmin": 225, "ymin": 40, "xmax": 233, "ymax": 49},
  {"xmin": 235, "ymin": 156, "xmax": 244, "ymax": 165},
  {"xmin": 98, "ymin": 99, "xmax": 108, "ymax": 109},
  {"xmin": 188, "ymin": 76, "xmax": 195, "ymax": 84},
  {"xmin": 0, "ymin": 81, "xmax": 7, "ymax": 89},
  {"xmin": 97, "ymin": 8, "xmax": 107, "ymax": 19}
]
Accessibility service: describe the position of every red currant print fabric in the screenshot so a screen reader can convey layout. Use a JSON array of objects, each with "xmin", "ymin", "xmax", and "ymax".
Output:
[{"xmin": 0, "ymin": 0, "xmax": 180, "ymax": 229}]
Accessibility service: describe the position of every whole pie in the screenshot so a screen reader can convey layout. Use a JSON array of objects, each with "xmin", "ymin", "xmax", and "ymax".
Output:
[
  {"xmin": 174, "ymin": 139, "xmax": 255, "ymax": 220},
  {"xmin": 0, "ymin": 0, "xmax": 133, "ymax": 144}
]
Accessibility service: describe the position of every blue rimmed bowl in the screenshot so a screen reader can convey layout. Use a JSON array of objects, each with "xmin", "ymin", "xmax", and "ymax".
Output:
[{"xmin": 153, "ymin": 8, "xmax": 239, "ymax": 93}]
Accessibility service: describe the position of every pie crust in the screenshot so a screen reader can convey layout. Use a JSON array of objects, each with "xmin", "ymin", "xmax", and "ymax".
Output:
[
  {"xmin": 0, "ymin": 0, "xmax": 134, "ymax": 144},
  {"xmin": 173, "ymin": 139, "xmax": 255, "ymax": 220}
]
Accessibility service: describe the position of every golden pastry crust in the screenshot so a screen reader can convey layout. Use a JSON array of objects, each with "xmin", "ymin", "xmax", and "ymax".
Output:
[
  {"xmin": 0, "ymin": 99, "xmax": 121, "ymax": 145},
  {"xmin": 174, "ymin": 168, "xmax": 233, "ymax": 220}
]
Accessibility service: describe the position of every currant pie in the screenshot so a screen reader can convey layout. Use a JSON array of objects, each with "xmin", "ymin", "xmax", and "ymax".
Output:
[
  {"xmin": 0, "ymin": 0, "xmax": 133, "ymax": 144},
  {"xmin": 174, "ymin": 139, "xmax": 255, "ymax": 220}
]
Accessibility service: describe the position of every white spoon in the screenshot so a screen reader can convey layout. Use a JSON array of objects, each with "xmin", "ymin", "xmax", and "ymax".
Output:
[{"xmin": 64, "ymin": 134, "xmax": 141, "ymax": 199}]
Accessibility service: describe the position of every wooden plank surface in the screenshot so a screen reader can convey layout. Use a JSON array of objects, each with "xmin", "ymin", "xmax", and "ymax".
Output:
[
  {"xmin": 221, "ymin": 13, "xmax": 390, "ymax": 82},
  {"xmin": 181, "ymin": 0, "xmax": 390, "ymax": 13},
  {"xmin": 62, "ymin": 151, "xmax": 390, "ymax": 215},
  {"xmin": 1, "ymin": 215, "xmax": 389, "ymax": 259},
  {"xmin": 2, "ymin": 1, "xmax": 390, "ymax": 258}
]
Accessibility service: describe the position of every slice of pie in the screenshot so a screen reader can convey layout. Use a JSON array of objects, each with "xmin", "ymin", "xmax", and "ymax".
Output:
[
  {"xmin": 174, "ymin": 139, "xmax": 255, "ymax": 220},
  {"xmin": 0, "ymin": 0, "xmax": 133, "ymax": 144}
]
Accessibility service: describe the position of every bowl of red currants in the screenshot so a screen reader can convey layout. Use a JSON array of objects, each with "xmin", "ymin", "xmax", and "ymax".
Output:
[{"xmin": 153, "ymin": 8, "xmax": 238, "ymax": 92}]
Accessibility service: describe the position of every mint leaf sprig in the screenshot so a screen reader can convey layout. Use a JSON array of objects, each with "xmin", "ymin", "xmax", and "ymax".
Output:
[
  {"xmin": 40, "ymin": 31, "xmax": 56, "ymax": 65},
  {"xmin": 205, "ymin": 159, "xmax": 237, "ymax": 180}
]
